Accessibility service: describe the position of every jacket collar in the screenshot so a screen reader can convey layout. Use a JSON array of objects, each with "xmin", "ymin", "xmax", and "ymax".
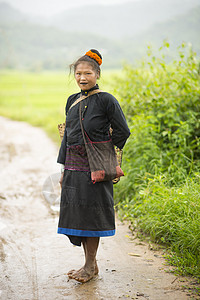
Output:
[{"xmin": 81, "ymin": 84, "xmax": 99, "ymax": 96}]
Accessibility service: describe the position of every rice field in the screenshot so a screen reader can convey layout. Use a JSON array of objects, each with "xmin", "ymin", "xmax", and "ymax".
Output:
[{"xmin": 0, "ymin": 69, "xmax": 122, "ymax": 143}]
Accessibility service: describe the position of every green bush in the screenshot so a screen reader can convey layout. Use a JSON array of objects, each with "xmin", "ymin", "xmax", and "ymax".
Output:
[
  {"xmin": 115, "ymin": 42, "xmax": 200, "ymax": 278},
  {"xmin": 117, "ymin": 43, "xmax": 200, "ymax": 184}
]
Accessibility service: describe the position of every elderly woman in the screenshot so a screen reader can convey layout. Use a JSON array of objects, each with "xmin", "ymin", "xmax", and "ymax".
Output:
[{"xmin": 57, "ymin": 49, "xmax": 130, "ymax": 283}]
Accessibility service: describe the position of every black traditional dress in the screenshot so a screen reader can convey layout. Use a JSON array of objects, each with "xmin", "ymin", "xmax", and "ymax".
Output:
[{"xmin": 57, "ymin": 85, "xmax": 130, "ymax": 246}]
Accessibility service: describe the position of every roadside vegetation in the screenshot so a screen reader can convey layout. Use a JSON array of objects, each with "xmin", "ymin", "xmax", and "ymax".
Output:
[
  {"xmin": 0, "ymin": 42, "xmax": 200, "ymax": 281},
  {"xmin": 115, "ymin": 42, "xmax": 200, "ymax": 279}
]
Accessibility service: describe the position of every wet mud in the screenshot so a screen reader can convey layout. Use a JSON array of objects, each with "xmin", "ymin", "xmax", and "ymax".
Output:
[{"xmin": 0, "ymin": 116, "xmax": 199, "ymax": 300}]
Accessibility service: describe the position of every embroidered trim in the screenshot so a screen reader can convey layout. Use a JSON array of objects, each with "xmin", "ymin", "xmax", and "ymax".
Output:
[
  {"xmin": 64, "ymin": 167, "xmax": 90, "ymax": 172},
  {"xmin": 57, "ymin": 227, "xmax": 115, "ymax": 237},
  {"xmin": 64, "ymin": 145, "xmax": 90, "ymax": 172}
]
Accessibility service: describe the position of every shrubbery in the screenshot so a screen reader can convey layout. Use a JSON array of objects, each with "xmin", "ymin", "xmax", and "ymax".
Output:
[{"xmin": 115, "ymin": 42, "xmax": 200, "ymax": 278}]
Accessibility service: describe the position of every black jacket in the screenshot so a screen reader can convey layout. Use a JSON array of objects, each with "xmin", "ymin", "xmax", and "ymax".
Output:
[{"xmin": 57, "ymin": 88, "xmax": 130, "ymax": 164}]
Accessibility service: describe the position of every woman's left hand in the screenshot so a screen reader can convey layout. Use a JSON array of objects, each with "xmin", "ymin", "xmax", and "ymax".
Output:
[{"xmin": 59, "ymin": 172, "xmax": 64, "ymax": 188}]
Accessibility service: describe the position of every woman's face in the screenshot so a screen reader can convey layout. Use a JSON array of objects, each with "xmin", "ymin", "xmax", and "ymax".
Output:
[{"xmin": 75, "ymin": 62, "xmax": 99, "ymax": 91}]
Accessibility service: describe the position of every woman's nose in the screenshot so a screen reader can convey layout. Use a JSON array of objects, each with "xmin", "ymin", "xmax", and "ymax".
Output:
[{"xmin": 80, "ymin": 74, "xmax": 86, "ymax": 81}]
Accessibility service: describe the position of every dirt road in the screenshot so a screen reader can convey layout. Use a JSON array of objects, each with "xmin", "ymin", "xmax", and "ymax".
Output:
[{"xmin": 0, "ymin": 116, "xmax": 197, "ymax": 300}]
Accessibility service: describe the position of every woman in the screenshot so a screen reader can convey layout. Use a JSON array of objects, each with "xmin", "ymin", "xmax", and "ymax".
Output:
[{"xmin": 57, "ymin": 49, "xmax": 130, "ymax": 283}]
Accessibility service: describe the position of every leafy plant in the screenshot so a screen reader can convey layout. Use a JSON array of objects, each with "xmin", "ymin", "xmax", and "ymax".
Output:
[{"xmin": 115, "ymin": 42, "xmax": 200, "ymax": 278}]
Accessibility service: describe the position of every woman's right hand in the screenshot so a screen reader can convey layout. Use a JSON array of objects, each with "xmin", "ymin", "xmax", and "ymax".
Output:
[{"xmin": 59, "ymin": 172, "xmax": 64, "ymax": 188}]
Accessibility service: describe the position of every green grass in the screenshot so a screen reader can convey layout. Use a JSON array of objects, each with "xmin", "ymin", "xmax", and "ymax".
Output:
[
  {"xmin": 0, "ymin": 69, "xmax": 122, "ymax": 143},
  {"xmin": 114, "ymin": 43, "xmax": 200, "ymax": 280},
  {"xmin": 117, "ymin": 176, "xmax": 200, "ymax": 278}
]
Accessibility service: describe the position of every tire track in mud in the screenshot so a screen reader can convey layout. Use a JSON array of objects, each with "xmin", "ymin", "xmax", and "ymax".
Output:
[
  {"xmin": 29, "ymin": 231, "xmax": 39, "ymax": 300},
  {"xmin": 1, "ymin": 230, "xmax": 40, "ymax": 299}
]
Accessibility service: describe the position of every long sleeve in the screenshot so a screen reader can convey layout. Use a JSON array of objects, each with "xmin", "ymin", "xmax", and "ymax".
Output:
[
  {"xmin": 57, "ymin": 93, "xmax": 80, "ymax": 164},
  {"xmin": 57, "ymin": 122, "xmax": 67, "ymax": 164},
  {"xmin": 105, "ymin": 93, "xmax": 130, "ymax": 149},
  {"xmin": 57, "ymin": 91, "xmax": 130, "ymax": 165}
]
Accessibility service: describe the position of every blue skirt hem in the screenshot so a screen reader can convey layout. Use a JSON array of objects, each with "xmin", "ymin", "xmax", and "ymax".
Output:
[{"xmin": 58, "ymin": 227, "xmax": 115, "ymax": 237}]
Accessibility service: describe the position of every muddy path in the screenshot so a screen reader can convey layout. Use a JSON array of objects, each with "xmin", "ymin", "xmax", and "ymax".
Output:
[{"xmin": 0, "ymin": 116, "xmax": 198, "ymax": 300}]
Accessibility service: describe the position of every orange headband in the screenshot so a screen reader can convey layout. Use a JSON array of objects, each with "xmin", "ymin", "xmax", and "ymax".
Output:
[{"xmin": 85, "ymin": 50, "xmax": 102, "ymax": 66}]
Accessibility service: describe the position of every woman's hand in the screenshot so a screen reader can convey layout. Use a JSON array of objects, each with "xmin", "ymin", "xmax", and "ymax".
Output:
[{"xmin": 59, "ymin": 172, "xmax": 64, "ymax": 188}]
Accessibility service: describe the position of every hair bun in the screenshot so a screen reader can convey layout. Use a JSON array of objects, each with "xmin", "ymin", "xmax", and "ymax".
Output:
[{"xmin": 85, "ymin": 49, "xmax": 102, "ymax": 65}]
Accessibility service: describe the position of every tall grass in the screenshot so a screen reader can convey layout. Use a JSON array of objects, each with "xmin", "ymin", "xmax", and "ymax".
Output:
[
  {"xmin": 115, "ymin": 42, "xmax": 200, "ymax": 278},
  {"xmin": 118, "ymin": 176, "xmax": 200, "ymax": 277}
]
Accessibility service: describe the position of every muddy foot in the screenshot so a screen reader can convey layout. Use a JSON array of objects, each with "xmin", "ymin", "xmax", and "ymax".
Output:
[
  {"xmin": 67, "ymin": 268, "xmax": 86, "ymax": 279},
  {"xmin": 67, "ymin": 269, "xmax": 77, "ymax": 278},
  {"xmin": 72, "ymin": 267, "xmax": 97, "ymax": 283},
  {"xmin": 68, "ymin": 262, "xmax": 99, "ymax": 281}
]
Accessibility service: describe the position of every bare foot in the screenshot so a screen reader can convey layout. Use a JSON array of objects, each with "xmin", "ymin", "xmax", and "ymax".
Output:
[
  {"xmin": 68, "ymin": 262, "xmax": 99, "ymax": 281},
  {"xmin": 67, "ymin": 269, "xmax": 76, "ymax": 278},
  {"xmin": 67, "ymin": 268, "xmax": 83, "ymax": 279},
  {"xmin": 67, "ymin": 267, "xmax": 90, "ymax": 279},
  {"xmin": 73, "ymin": 266, "xmax": 97, "ymax": 283}
]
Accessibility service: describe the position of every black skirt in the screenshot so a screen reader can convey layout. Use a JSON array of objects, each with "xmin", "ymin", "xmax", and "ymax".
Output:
[{"xmin": 57, "ymin": 169, "xmax": 115, "ymax": 246}]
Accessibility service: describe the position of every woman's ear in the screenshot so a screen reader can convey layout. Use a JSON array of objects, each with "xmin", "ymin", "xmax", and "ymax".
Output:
[{"xmin": 97, "ymin": 71, "xmax": 100, "ymax": 79}]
